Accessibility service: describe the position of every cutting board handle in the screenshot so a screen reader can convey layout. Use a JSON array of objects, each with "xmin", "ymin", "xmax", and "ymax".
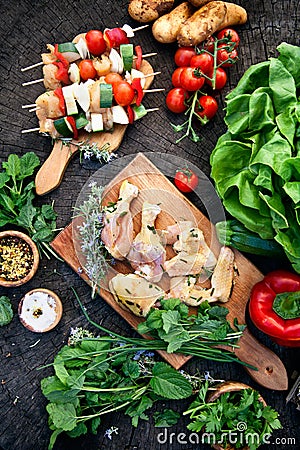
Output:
[
  {"xmin": 35, "ymin": 141, "xmax": 77, "ymax": 195},
  {"xmin": 235, "ymin": 328, "xmax": 288, "ymax": 391}
]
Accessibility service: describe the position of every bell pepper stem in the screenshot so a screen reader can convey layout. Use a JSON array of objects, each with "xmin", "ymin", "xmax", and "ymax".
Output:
[{"xmin": 272, "ymin": 291, "xmax": 300, "ymax": 319}]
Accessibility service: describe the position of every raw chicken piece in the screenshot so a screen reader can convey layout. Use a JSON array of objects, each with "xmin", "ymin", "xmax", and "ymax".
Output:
[
  {"xmin": 210, "ymin": 246, "xmax": 236, "ymax": 303},
  {"xmin": 127, "ymin": 202, "xmax": 166, "ymax": 283},
  {"xmin": 169, "ymin": 246, "xmax": 236, "ymax": 305},
  {"xmin": 164, "ymin": 222, "xmax": 217, "ymax": 277},
  {"xmin": 169, "ymin": 276, "xmax": 215, "ymax": 306},
  {"xmin": 43, "ymin": 64, "xmax": 61, "ymax": 90},
  {"xmin": 109, "ymin": 273, "xmax": 164, "ymax": 317},
  {"xmin": 36, "ymin": 91, "xmax": 64, "ymax": 121},
  {"xmin": 38, "ymin": 118, "xmax": 60, "ymax": 138},
  {"xmin": 101, "ymin": 180, "xmax": 139, "ymax": 260}
]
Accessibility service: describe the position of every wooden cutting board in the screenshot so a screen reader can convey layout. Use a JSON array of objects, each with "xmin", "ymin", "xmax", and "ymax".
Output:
[
  {"xmin": 51, "ymin": 153, "xmax": 288, "ymax": 391},
  {"xmin": 35, "ymin": 60, "xmax": 155, "ymax": 196}
]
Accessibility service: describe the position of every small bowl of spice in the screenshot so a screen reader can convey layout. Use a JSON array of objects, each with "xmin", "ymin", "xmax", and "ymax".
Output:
[
  {"xmin": 18, "ymin": 288, "xmax": 63, "ymax": 333},
  {"xmin": 0, "ymin": 230, "xmax": 39, "ymax": 287}
]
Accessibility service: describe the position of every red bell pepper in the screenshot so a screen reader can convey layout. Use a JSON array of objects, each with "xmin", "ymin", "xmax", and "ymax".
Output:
[
  {"xmin": 53, "ymin": 44, "xmax": 70, "ymax": 85},
  {"xmin": 126, "ymin": 105, "xmax": 134, "ymax": 124},
  {"xmin": 53, "ymin": 87, "xmax": 66, "ymax": 116},
  {"xmin": 66, "ymin": 116, "xmax": 78, "ymax": 140},
  {"xmin": 135, "ymin": 45, "xmax": 143, "ymax": 70},
  {"xmin": 104, "ymin": 27, "xmax": 129, "ymax": 49},
  {"xmin": 131, "ymin": 78, "xmax": 144, "ymax": 106},
  {"xmin": 249, "ymin": 270, "xmax": 300, "ymax": 347}
]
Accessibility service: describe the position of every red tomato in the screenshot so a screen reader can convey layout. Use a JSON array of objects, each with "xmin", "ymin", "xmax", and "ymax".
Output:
[
  {"xmin": 174, "ymin": 168, "xmax": 199, "ymax": 193},
  {"xmin": 174, "ymin": 47, "xmax": 196, "ymax": 67},
  {"xmin": 171, "ymin": 67, "xmax": 185, "ymax": 87},
  {"xmin": 86, "ymin": 30, "xmax": 107, "ymax": 55},
  {"xmin": 113, "ymin": 81, "xmax": 135, "ymax": 106},
  {"xmin": 166, "ymin": 87, "xmax": 189, "ymax": 114},
  {"xmin": 190, "ymin": 53, "xmax": 214, "ymax": 75},
  {"xmin": 79, "ymin": 59, "xmax": 97, "ymax": 81},
  {"xmin": 180, "ymin": 67, "xmax": 205, "ymax": 91},
  {"xmin": 105, "ymin": 72, "xmax": 123, "ymax": 86},
  {"xmin": 206, "ymin": 67, "xmax": 227, "ymax": 90},
  {"xmin": 217, "ymin": 43, "xmax": 238, "ymax": 67},
  {"xmin": 196, "ymin": 95, "xmax": 218, "ymax": 120},
  {"xmin": 201, "ymin": 36, "xmax": 216, "ymax": 53},
  {"xmin": 217, "ymin": 28, "xmax": 240, "ymax": 48}
]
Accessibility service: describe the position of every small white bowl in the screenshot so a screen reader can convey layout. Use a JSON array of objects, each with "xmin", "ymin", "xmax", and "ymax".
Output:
[{"xmin": 18, "ymin": 288, "xmax": 63, "ymax": 333}]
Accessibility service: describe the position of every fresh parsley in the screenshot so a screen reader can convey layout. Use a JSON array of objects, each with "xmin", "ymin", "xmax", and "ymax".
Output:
[
  {"xmin": 0, "ymin": 153, "xmax": 58, "ymax": 258},
  {"xmin": 184, "ymin": 381, "xmax": 282, "ymax": 449}
]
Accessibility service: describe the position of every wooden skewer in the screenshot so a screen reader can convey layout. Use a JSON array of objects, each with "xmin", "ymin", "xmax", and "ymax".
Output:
[
  {"xmin": 29, "ymin": 106, "xmax": 40, "ymax": 112},
  {"xmin": 21, "ymin": 61, "xmax": 44, "ymax": 72},
  {"xmin": 134, "ymin": 52, "xmax": 157, "ymax": 59},
  {"xmin": 145, "ymin": 108, "xmax": 159, "ymax": 113},
  {"xmin": 143, "ymin": 71, "xmax": 161, "ymax": 79},
  {"xmin": 131, "ymin": 25, "xmax": 149, "ymax": 32},
  {"xmin": 22, "ymin": 104, "xmax": 37, "ymax": 109},
  {"xmin": 22, "ymin": 78, "xmax": 44, "ymax": 86},
  {"xmin": 21, "ymin": 127, "xmax": 40, "ymax": 134},
  {"xmin": 143, "ymin": 88, "xmax": 165, "ymax": 93}
]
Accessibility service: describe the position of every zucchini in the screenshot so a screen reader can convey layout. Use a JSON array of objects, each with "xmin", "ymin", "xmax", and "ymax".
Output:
[
  {"xmin": 215, "ymin": 219, "xmax": 283, "ymax": 256},
  {"xmin": 132, "ymin": 104, "xmax": 147, "ymax": 120},
  {"xmin": 57, "ymin": 42, "xmax": 80, "ymax": 62},
  {"xmin": 100, "ymin": 84, "xmax": 113, "ymax": 108},
  {"xmin": 120, "ymin": 44, "xmax": 133, "ymax": 72},
  {"xmin": 53, "ymin": 117, "xmax": 73, "ymax": 137},
  {"xmin": 75, "ymin": 113, "xmax": 89, "ymax": 129}
]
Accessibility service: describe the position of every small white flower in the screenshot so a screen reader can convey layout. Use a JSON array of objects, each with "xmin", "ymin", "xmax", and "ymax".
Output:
[{"xmin": 104, "ymin": 426, "xmax": 119, "ymax": 440}]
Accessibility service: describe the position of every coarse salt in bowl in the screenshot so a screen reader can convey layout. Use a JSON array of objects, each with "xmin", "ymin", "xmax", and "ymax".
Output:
[{"xmin": 18, "ymin": 288, "xmax": 63, "ymax": 333}]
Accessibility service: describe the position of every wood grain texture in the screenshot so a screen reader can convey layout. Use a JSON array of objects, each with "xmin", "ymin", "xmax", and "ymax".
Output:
[
  {"xmin": 51, "ymin": 153, "xmax": 288, "ymax": 390},
  {"xmin": 1, "ymin": 1, "xmax": 300, "ymax": 449}
]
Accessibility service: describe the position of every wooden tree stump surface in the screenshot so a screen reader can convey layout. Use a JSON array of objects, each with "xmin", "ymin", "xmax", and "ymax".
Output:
[{"xmin": 0, "ymin": 1, "xmax": 299, "ymax": 449}]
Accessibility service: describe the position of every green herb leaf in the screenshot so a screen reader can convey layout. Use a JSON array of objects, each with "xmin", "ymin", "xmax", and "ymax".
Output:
[
  {"xmin": 150, "ymin": 362, "xmax": 192, "ymax": 399},
  {"xmin": 46, "ymin": 402, "xmax": 77, "ymax": 432},
  {"xmin": 153, "ymin": 409, "xmax": 180, "ymax": 427},
  {"xmin": 2, "ymin": 154, "xmax": 20, "ymax": 179},
  {"xmin": 0, "ymin": 296, "xmax": 13, "ymax": 326},
  {"xmin": 18, "ymin": 152, "xmax": 40, "ymax": 179}
]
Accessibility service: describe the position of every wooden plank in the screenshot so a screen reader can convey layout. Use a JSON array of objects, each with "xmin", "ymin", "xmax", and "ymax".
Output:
[{"xmin": 51, "ymin": 153, "xmax": 288, "ymax": 390}]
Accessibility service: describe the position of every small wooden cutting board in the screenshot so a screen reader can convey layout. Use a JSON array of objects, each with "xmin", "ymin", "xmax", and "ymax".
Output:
[
  {"xmin": 35, "ymin": 60, "xmax": 155, "ymax": 196},
  {"xmin": 51, "ymin": 153, "xmax": 288, "ymax": 391}
]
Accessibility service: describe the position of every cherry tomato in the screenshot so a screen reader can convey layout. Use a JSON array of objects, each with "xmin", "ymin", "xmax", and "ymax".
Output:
[
  {"xmin": 105, "ymin": 72, "xmax": 123, "ymax": 86},
  {"xmin": 190, "ymin": 53, "xmax": 214, "ymax": 75},
  {"xmin": 217, "ymin": 43, "xmax": 238, "ymax": 67},
  {"xmin": 171, "ymin": 67, "xmax": 185, "ymax": 87},
  {"xmin": 180, "ymin": 67, "xmax": 205, "ymax": 91},
  {"xmin": 217, "ymin": 28, "xmax": 240, "ymax": 48},
  {"xmin": 166, "ymin": 87, "xmax": 189, "ymax": 114},
  {"xmin": 174, "ymin": 47, "xmax": 196, "ymax": 67},
  {"xmin": 174, "ymin": 168, "xmax": 199, "ymax": 193},
  {"xmin": 201, "ymin": 36, "xmax": 216, "ymax": 53},
  {"xmin": 79, "ymin": 59, "xmax": 97, "ymax": 81},
  {"xmin": 86, "ymin": 30, "xmax": 107, "ymax": 56},
  {"xmin": 206, "ymin": 67, "xmax": 227, "ymax": 90},
  {"xmin": 113, "ymin": 81, "xmax": 135, "ymax": 106},
  {"xmin": 196, "ymin": 95, "xmax": 218, "ymax": 120}
]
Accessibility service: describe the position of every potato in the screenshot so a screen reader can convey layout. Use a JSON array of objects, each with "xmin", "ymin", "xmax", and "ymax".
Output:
[
  {"xmin": 177, "ymin": 1, "xmax": 247, "ymax": 46},
  {"xmin": 188, "ymin": 0, "xmax": 213, "ymax": 6},
  {"xmin": 128, "ymin": 0, "xmax": 174, "ymax": 23},
  {"xmin": 152, "ymin": 2, "xmax": 195, "ymax": 44}
]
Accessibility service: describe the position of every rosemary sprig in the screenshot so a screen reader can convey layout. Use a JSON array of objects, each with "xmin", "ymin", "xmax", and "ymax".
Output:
[{"xmin": 74, "ymin": 182, "xmax": 109, "ymax": 297}]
